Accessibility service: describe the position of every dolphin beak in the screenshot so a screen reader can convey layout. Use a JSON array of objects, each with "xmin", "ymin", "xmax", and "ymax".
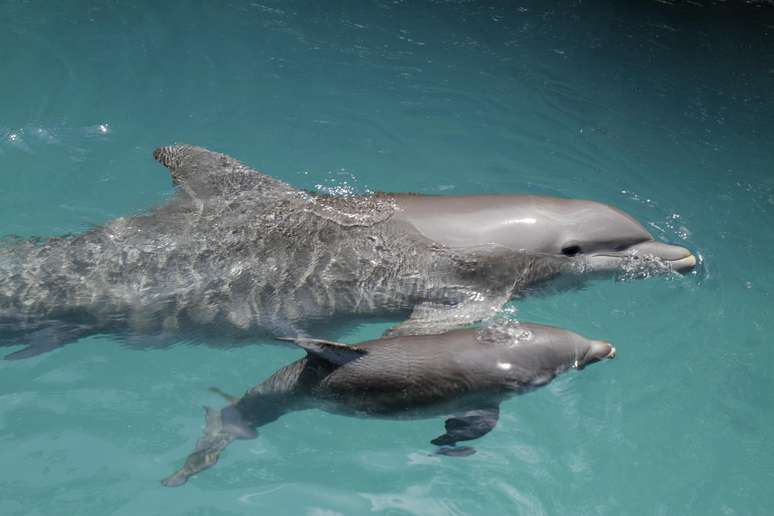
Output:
[
  {"xmin": 669, "ymin": 253, "xmax": 697, "ymax": 272},
  {"xmin": 592, "ymin": 340, "xmax": 616, "ymax": 360},
  {"xmin": 577, "ymin": 340, "xmax": 616, "ymax": 369},
  {"xmin": 628, "ymin": 241, "xmax": 697, "ymax": 273}
]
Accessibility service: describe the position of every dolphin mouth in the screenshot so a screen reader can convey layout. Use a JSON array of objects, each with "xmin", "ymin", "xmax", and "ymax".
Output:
[
  {"xmin": 590, "ymin": 241, "xmax": 697, "ymax": 273},
  {"xmin": 594, "ymin": 340, "xmax": 616, "ymax": 360},
  {"xmin": 667, "ymin": 253, "xmax": 697, "ymax": 272},
  {"xmin": 577, "ymin": 340, "xmax": 616, "ymax": 369},
  {"xmin": 634, "ymin": 241, "xmax": 696, "ymax": 273}
]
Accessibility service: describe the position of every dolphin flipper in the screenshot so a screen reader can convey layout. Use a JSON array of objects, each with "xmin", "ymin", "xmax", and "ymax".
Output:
[
  {"xmin": 385, "ymin": 287, "xmax": 513, "ymax": 337},
  {"xmin": 384, "ymin": 302, "xmax": 461, "ymax": 336},
  {"xmin": 431, "ymin": 406, "xmax": 500, "ymax": 455}
]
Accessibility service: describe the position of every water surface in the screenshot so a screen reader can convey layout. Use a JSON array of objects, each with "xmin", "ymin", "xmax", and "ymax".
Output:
[{"xmin": 1, "ymin": 1, "xmax": 773, "ymax": 514}]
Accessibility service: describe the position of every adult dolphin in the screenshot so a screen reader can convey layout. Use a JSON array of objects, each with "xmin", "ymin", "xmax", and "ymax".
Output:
[
  {"xmin": 0, "ymin": 145, "xmax": 694, "ymax": 358},
  {"xmin": 161, "ymin": 321, "xmax": 617, "ymax": 486}
]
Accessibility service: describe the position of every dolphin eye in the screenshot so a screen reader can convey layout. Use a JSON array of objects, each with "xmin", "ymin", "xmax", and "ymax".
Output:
[{"xmin": 561, "ymin": 245, "xmax": 581, "ymax": 257}]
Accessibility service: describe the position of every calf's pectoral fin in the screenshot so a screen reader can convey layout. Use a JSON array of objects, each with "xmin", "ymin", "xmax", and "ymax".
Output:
[{"xmin": 431, "ymin": 406, "xmax": 500, "ymax": 457}]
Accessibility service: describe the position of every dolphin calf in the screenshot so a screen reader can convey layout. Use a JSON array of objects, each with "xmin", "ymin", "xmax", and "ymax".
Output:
[
  {"xmin": 0, "ymin": 145, "xmax": 694, "ymax": 358},
  {"xmin": 161, "ymin": 321, "xmax": 616, "ymax": 486}
]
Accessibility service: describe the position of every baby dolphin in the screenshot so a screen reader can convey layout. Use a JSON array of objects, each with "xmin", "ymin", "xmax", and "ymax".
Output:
[{"xmin": 161, "ymin": 321, "xmax": 616, "ymax": 486}]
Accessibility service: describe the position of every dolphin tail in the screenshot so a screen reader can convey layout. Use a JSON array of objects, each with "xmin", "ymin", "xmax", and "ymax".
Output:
[
  {"xmin": 161, "ymin": 405, "xmax": 257, "ymax": 487},
  {"xmin": 208, "ymin": 386, "xmax": 239, "ymax": 403}
]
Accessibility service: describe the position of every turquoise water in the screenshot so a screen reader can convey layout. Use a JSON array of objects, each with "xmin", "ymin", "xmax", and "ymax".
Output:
[{"xmin": 1, "ymin": 0, "xmax": 773, "ymax": 514}]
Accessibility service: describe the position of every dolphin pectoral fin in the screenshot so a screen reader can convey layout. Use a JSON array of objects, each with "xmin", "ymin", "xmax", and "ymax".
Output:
[
  {"xmin": 161, "ymin": 406, "xmax": 255, "ymax": 487},
  {"xmin": 431, "ymin": 406, "xmax": 500, "ymax": 453},
  {"xmin": 276, "ymin": 336, "xmax": 366, "ymax": 366},
  {"xmin": 385, "ymin": 301, "xmax": 472, "ymax": 337},
  {"xmin": 385, "ymin": 291, "xmax": 512, "ymax": 337}
]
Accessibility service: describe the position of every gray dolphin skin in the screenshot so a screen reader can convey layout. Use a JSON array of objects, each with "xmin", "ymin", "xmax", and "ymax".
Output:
[
  {"xmin": 0, "ymin": 145, "xmax": 694, "ymax": 358},
  {"xmin": 161, "ymin": 321, "xmax": 616, "ymax": 486}
]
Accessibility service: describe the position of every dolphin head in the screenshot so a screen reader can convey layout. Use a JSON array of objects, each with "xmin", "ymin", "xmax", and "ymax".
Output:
[
  {"xmin": 550, "ymin": 200, "xmax": 696, "ymax": 274},
  {"xmin": 482, "ymin": 322, "xmax": 616, "ymax": 390},
  {"xmin": 392, "ymin": 195, "xmax": 696, "ymax": 279},
  {"xmin": 517, "ymin": 322, "xmax": 616, "ymax": 368}
]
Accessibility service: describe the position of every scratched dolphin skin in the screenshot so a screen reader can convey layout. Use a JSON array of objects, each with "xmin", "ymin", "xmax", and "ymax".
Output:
[
  {"xmin": 161, "ymin": 321, "xmax": 617, "ymax": 486},
  {"xmin": 0, "ymin": 145, "xmax": 695, "ymax": 358}
]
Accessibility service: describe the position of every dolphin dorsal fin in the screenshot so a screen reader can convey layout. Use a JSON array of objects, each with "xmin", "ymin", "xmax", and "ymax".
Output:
[
  {"xmin": 153, "ymin": 144, "xmax": 296, "ymax": 198},
  {"xmin": 276, "ymin": 337, "xmax": 366, "ymax": 365}
]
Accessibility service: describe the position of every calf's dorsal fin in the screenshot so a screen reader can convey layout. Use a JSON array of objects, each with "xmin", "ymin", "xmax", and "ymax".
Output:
[{"xmin": 276, "ymin": 336, "xmax": 366, "ymax": 365}]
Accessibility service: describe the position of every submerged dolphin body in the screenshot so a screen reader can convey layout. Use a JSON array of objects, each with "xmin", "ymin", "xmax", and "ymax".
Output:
[
  {"xmin": 161, "ymin": 321, "xmax": 617, "ymax": 486},
  {"xmin": 0, "ymin": 145, "xmax": 694, "ymax": 358}
]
